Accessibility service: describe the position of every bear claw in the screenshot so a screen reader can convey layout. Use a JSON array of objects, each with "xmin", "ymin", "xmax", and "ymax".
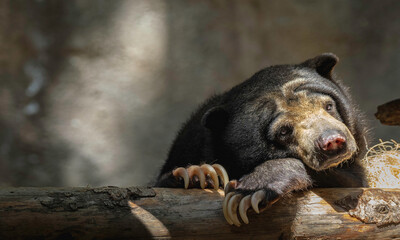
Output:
[
  {"xmin": 200, "ymin": 164, "xmax": 219, "ymax": 190},
  {"xmin": 188, "ymin": 165, "xmax": 206, "ymax": 189},
  {"xmin": 222, "ymin": 192, "xmax": 235, "ymax": 225},
  {"xmin": 223, "ymin": 183, "xmax": 274, "ymax": 226},
  {"xmin": 211, "ymin": 164, "xmax": 229, "ymax": 189},
  {"xmin": 251, "ymin": 190, "xmax": 266, "ymax": 214},
  {"xmin": 172, "ymin": 167, "xmax": 189, "ymax": 189},
  {"xmin": 238, "ymin": 195, "xmax": 252, "ymax": 224},
  {"xmin": 172, "ymin": 164, "xmax": 229, "ymax": 189},
  {"xmin": 227, "ymin": 194, "xmax": 243, "ymax": 226}
]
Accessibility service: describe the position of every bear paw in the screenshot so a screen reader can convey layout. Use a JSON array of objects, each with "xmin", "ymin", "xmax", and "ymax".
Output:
[
  {"xmin": 172, "ymin": 164, "xmax": 229, "ymax": 189},
  {"xmin": 222, "ymin": 180, "xmax": 280, "ymax": 227}
]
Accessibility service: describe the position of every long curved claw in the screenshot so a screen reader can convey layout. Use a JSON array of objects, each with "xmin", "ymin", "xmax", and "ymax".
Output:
[
  {"xmin": 187, "ymin": 165, "xmax": 206, "ymax": 189},
  {"xmin": 238, "ymin": 195, "xmax": 252, "ymax": 224},
  {"xmin": 222, "ymin": 192, "xmax": 234, "ymax": 225},
  {"xmin": 212, "ymin": 164, "xmax": 229, "ymax": 188},
  {"xmin": 200, "ymin": 164, "xmax": 219, "ymax": 190},
  {"xmin": 227, "ymin": 194, "xmax": 243, "ymax": 227},
  {"xmin": 172, "ymin": 167, "xmax": 189, "ymax": 189},
  {"xmin": 251, "ymin": 190, "xmax": 266, "ymax": 214}
]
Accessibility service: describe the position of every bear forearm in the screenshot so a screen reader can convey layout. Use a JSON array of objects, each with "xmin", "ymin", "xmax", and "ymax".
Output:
[{"xmin": 235, "ymin": 158, "xmax": 313, "ymax": 195}]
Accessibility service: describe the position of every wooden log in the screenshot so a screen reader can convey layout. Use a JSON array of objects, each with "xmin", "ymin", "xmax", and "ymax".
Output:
[
  {"xmin": 0, "ymin": 186, "xmax": 400, "ymax": 239},
  {"xmin": 375, "ymin": 98, "xmax": 400, "ymax": 126}
]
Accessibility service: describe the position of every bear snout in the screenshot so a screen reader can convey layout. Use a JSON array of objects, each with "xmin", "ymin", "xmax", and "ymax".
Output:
[
  {"xmin": 317, "ymin": 130, "xmax": 347, "ymax": 153},
  {"xmin": 316, "ymin": 129, "xmax": 348, "ymax": 159}
]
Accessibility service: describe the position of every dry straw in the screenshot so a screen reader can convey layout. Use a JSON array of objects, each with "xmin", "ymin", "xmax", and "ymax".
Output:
[{"xmin": 362, "ymin": 140, "xmax": 400, "ymax": 188}]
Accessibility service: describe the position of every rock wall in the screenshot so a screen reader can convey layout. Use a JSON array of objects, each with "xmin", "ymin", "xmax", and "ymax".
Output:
[{"xmin": 0, "ymin": 0, "xmax": 399, "ymax": 187}]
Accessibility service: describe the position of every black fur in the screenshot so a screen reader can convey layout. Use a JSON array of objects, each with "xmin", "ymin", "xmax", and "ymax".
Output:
[{"xmin": 156, "ymin": 53, "xmax": 369, "ymax": 198}]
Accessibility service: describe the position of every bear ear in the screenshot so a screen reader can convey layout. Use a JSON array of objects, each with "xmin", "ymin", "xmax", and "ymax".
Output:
[
  {"xmin": 201, "ymin": 106, "xmax": 228, "ymax": 131},
  {"xmin": 301, "ymin": 53, "xmax": 339, "ymax": 79}
]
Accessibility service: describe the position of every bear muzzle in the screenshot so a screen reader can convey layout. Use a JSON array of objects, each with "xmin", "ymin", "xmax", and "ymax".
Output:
[
  {"xmin": 314, "ymin": 129, "xmax": 356, "ymax": 170},
  {"xmin": 317, "ymin": 130, "xmax": 347, "ymax": 155}
]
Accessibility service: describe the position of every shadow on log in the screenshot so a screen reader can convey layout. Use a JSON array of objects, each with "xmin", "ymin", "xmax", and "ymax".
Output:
[{"xmin": 0, "ymin": 186, "xmax": 400, "ymax": 239}]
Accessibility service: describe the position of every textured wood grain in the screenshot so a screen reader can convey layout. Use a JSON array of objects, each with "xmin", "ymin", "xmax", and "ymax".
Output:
[
  {"xmin": 375, "ymin": 98, "xmax": 400, "ymax": 126},
  {"xmin": 0, "ymin": 187, "xmax": 400, "ymax": 239}
]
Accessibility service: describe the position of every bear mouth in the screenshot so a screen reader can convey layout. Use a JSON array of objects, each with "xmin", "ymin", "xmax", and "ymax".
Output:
[{"xmin": 312, "ymin": 150, "xmax": 355, "ymax": 171}]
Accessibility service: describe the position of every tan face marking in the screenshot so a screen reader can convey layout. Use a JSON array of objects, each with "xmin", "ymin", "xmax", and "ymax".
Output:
[{"xmin": 267, "ymin": 81, "xmax": 357, "ymax": 171}]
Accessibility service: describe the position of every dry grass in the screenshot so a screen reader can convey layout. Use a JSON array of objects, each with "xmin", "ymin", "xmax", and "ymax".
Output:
[{"xmin": 362, "ymin": 140, "xmax": 400, "ymax": 188}]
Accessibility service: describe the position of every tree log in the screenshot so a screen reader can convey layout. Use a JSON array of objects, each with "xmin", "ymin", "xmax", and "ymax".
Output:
[
  {"xmin": 1, "ymin": 186, "xmax": 400, "ymax": 239},
  {"xmin": 375, "ymin": 98, "xmax": 400, "ymax": 126}
]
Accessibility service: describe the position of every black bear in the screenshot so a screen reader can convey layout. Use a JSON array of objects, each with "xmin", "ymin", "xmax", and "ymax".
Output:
[{"xmin": 155, "ymin": 53, "xmax": 369, "ymax": 226}]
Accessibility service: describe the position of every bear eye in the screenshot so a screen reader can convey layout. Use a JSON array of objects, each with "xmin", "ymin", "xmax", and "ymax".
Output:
[
  {"xmin": 325, "ymin": 103, "xmax": 334, "ymax": 111},
  {"xmin": 279, "ymin": 126, "xmax": 291, "ymax": 137}
]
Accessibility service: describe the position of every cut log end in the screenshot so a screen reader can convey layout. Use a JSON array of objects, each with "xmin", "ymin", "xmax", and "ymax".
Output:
[{"xmin": 375, "ymin": 98, "xmax": 400, "ymax": 126}]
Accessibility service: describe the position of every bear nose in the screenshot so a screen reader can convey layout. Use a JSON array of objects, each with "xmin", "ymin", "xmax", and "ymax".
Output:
[{"xmin": 317, "ymin": 130, "xmax": 347, "ymax": 154}]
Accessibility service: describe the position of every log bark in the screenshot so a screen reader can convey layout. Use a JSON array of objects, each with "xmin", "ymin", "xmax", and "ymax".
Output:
[
  {"xmin": 375, "ymin": 98, "xmax": 400, "ymax": 126},
  {"xmin": 1, "ymin": 186, "xmax": 400, "ymax": 239}
]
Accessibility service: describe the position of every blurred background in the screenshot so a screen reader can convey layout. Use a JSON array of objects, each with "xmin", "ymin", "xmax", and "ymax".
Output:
[{"xmin": 1, "ymin": 0, "xmax": 399, "ymax": 187}]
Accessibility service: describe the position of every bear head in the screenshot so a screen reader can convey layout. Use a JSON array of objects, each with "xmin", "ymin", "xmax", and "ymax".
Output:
[{"xmin": 201, "ymin": 53, "xmax": 366, "ymax": 174}]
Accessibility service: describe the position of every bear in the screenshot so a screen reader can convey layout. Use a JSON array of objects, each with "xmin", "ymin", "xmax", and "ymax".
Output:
[{"xmin": 155, "ymin": 53, "xmax": 369, "ymax": 226}]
